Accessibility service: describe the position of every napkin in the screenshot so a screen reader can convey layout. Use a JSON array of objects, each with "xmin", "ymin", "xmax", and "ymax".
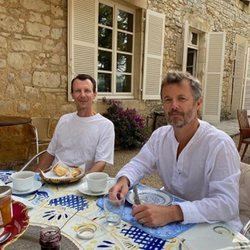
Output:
[{"xmin": 96, "ymin": 185, "xmax": 195, "ymax": 240}]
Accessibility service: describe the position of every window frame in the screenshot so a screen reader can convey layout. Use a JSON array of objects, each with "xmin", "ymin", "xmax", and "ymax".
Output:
[{"xmin": 186, "ymin": 30, "xmax": 199, "ymax": 77}]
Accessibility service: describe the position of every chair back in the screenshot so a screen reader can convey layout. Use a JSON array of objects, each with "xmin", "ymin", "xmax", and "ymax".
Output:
[
  {"xmin": 237, "ymin": 109, "xmax": 250, "ymax": 130},
  {"xmin": 31, "ymin": 117, "xmax": 51, "ymax": 142}
]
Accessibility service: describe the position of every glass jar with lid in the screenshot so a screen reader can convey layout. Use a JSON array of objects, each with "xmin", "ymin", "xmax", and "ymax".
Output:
[
  {"xmin": 39, "ymin": 225, "xmax": 61, "ymax": 250},
  {"xmin": 0, "ymin": 186, "xmax": 12, "ymax": 226}
]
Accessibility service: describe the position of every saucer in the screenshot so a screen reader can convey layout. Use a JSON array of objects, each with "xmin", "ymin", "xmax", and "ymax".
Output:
[
  {"xmin": 78, "ymin": 177, "xmax": 116, "ymax": 196},
  {"xmin": 8, "ymin": 180, "xmax": 42, "ymax": 195}
]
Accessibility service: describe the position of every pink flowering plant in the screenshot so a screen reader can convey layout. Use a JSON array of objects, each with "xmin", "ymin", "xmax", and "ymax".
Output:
[{"xmin": 103, "ymin": 99, "xmax": 148, "ymax": 149}]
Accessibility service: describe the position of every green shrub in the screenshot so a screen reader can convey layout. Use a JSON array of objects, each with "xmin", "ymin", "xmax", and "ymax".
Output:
[{"xmin": 103, "ymin": 99, "xmax": 148, "ymax": 149}]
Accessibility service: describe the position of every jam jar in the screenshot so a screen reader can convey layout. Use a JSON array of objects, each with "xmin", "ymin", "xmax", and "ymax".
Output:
[
  {"xmin": 0, "ymin": 186, "xmax": 12, "ymax": 227},
  {"xmin": 39, "ymin": 226, "xmax": 61, "ymax": 250}
]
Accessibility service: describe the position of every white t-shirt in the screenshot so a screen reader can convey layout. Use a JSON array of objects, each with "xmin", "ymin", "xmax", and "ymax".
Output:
[
  {"xmin": 47, "ymin": 112, "xmax": 114, "ymax": 170},
  {"xmin": 116, "ymin": 120, "xmax": 242, "ymax": 231}
]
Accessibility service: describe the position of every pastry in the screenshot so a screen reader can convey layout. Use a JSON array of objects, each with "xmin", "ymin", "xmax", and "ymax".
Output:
[
  {"xmin": 53, "ymin": 164, "xmax": 69, "ymax": 177},
  {"xmin": 70, "ymin": 168, "xmax": 81, "ymax": 177}
]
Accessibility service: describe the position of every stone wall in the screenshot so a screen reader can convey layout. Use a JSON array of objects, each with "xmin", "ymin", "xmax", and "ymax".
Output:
[
  {"xmin": 0, "ymin": 0, "xmax": 249, "ymax": 120},
  {"xmin": 0, "ymin": 0, "xmax": 73, "ymax": 119}
]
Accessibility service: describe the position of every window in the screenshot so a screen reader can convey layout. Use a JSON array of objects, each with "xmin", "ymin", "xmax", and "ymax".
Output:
[
  {"xmin": 68, "ymin": 0, "xmax": 164, "ymax": 101},
  {"xmin": 186, "ymin": 31, "xmax": 199, "ymax": 77},
  {"xmin": 98, "ymin": 2, "xmax": 134, "ymax": 96}
]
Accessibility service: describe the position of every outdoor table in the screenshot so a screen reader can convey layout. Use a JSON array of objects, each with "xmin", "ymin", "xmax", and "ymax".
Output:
[
  {"xmin": 0, "ymin": 170, "xmax": 249, "ymax": 250},
  {"xmin": 0, "ymin": 115, "xmax": 32, "ymax": 127}
]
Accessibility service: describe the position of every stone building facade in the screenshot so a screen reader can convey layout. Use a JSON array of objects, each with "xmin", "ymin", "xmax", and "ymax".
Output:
[{"xmin": 0, "ymin": 0, "xmax": 249, "ymax": 122}]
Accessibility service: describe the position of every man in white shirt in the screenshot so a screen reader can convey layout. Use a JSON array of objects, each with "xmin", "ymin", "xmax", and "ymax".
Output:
[
  {"xmin": 110, "ymin": 71, "xmax": 242, "ymax": 231},
  {"xmin": 36, "ymin": 74, "xmax": 115, "ymax": 173}
]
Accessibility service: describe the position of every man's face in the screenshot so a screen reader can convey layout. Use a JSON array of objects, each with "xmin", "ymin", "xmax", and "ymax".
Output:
[
  {"xmin": 71, "ymin": 79, "xmax": 97, "ymax": 111},
  {"xmin": 161, "ymin": 79, "xmax": 202, "ymax": 128}
]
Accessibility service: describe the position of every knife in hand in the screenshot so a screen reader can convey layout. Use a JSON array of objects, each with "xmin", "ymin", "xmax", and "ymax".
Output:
[{"xmin": 133, "ymin": 185, "xmax": 141, "ymax": 205}]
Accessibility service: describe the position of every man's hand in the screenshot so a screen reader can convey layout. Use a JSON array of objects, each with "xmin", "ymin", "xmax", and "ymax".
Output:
[
  {"xmin": 132, "ymin": 204, "xmax": 183, "ymax": 227},
  {"xmin": 109, "ymin": 176, "xmax": 130, "ymax": 199}
]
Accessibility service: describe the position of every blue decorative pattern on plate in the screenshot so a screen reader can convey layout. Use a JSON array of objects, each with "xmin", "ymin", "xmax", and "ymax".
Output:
[{"xmin": 126, "ymin": 188, "xmax": 172, "ymax": 205}]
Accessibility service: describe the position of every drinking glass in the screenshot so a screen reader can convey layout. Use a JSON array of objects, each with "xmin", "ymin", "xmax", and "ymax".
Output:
[{"xmin": 104, "ymin": 192, "xmax": 125, "ymax": 226}]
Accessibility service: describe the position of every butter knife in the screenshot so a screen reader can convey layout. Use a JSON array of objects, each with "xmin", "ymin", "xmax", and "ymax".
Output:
[{"xmin": 133, "ymin": 185, "xmax": 141, "ymax": 205}]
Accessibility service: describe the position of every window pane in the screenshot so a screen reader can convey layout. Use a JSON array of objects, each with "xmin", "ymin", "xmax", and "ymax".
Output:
[
  {"xmin": 117, "ymin": 32, "xmax": 133, "ymax": 52},
  {"xmin": 99, "ymin": 3, "xmax": 113, "ymax": 27},
  {"xmin": 98, "ymin": 27, "xmax": 112, "ymax": 49},
  {"xmin": 117, "ymin": 53, "xmax": 132, "ymax": 73},
  {"xmin": 98, "ymin": 50, "xmax": 112, "ymax": 71},
  {"xmin": 186, "ymin": 48, "xmax": 197, "ymax": 76},
  {"xmin": 116, "ymin": 74, "xmax": 131, "ymax": 92},
  {"xmin": 117, "ymin": 10, "xmax": 133, "ymax": 32},
  {"xmin": 98, "ymin": 73, "xmax": 112, "ymax": 92},
  {"xmin": 191, "ymin": 32, "xmax": 198, "ymax": 45}
]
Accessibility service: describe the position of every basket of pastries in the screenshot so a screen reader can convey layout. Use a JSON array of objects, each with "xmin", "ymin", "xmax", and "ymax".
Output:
[{"xmin": 40, "ymin": 161, "xmax": 85, "ymax": 184}]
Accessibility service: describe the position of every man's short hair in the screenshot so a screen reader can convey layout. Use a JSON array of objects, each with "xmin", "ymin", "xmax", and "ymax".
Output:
[
  {"xmin": 161, "ymin": 71, "xmax": 202, "ymax": 101},
  {"xmin": 71, "ymin": 74, "xmax": 96, "ymax": 93}
]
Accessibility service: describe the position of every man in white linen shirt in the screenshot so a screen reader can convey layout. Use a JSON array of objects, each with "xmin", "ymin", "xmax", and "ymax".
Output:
[
  {"xmin": 110, "ymin": 70, "xmax": 242, "ymax": 231},
  {"xmin": 36, "ymin": 74, "xmax": 115, "ymax": 173}
]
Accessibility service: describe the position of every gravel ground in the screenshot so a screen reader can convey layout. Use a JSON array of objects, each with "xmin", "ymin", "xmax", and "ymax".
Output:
[{"xmin": 104, "ymin": 134, "xmax": 247, "ymax": 189}]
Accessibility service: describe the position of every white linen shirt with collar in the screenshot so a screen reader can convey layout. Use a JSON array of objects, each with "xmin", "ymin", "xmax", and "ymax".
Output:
[
  {"xmin": 47, "ymin": 112, "xmax": 114, "ymax": 170},
  {"xmin": 116, "ymin": 120, "xmax": 242, "ymax": 231}
]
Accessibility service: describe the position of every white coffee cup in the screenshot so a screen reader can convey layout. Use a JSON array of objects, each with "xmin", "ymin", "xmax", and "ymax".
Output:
[
  {"xmin": 85, "ymin": 172, "xmax": 108, "ymax": 193},
  {"xmin": 10, "ymin": 171, "xmax": 35, "ymax": 191}
]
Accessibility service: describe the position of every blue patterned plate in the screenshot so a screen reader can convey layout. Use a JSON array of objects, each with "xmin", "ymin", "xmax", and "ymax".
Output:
[{"xmin": 126, "ymin": 188, "xmax": 172, "ymax": 205}]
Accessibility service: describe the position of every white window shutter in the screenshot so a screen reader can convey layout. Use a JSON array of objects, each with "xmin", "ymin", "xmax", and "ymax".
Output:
[
  {"xmin": 231, "ymin": 42, "xmax": 247, "ymax": 115},
  {"xmin": 182, "ymin": 20, "xmax": 189, "ymax": 71},
  {"xmin": 202, "ymin": 32, "xmax": 225, "ymax": 123},
  {"xmin": 242, "ymin": 47, "xmax": 250, "ymax": 110},
  {"xmin": 142, "ymin": 10, "xmax": 165, "ymax": 100},
  {"xmin": 68, "ymin": 0, "xmax": 97, "ymax": 99}
]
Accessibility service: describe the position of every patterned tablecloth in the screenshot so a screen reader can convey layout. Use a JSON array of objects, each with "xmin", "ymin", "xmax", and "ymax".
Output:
[{"xmin": 0, "ymin": 171, "xmax": 249, "ymax": 250}]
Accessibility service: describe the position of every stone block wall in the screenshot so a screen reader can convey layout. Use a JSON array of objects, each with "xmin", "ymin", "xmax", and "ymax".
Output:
[{"xmin": 0, "ymin": 0, "xmax": 74, "ymax": 119}]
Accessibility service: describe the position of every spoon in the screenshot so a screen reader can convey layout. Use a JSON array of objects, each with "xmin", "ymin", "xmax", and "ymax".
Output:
[{"xmin": 0, "ymin": 231, "xmax": 11, "ymax": 244}]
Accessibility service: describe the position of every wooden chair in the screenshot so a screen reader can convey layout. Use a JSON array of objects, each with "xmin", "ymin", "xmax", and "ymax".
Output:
[{"xmin": 237, "ymin": 109, "xmax": 250, "ymax": 160}]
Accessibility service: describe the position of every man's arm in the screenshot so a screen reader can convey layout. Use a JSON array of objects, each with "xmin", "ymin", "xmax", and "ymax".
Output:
[
  {"xmin": 132, "ymin": 204, "xmax": 184, "ymax": 227},
  {"xmin": 85, "ymin": 161, "xmax": 106, "ymax": 174},
  {"xmin": 35, "ymin": 151, "xmax": 55, "ymax": 172}
]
